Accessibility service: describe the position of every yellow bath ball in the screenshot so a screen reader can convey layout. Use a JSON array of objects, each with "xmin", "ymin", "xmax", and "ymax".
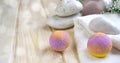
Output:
[
  {"xmin": 87, "ymin": 32, "xmax": 112, "ymax": 58},
  {"xmin": 49, "ymin": 31, "xmax": 70, "ymax": 51}
]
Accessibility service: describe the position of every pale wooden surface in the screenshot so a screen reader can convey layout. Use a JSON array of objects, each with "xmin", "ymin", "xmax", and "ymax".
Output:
[
  {"xmin": 0, "ymin": 0, "xmax": 80, "ymax": 63},
  {"xmin": 0, "ymin": 0, "xmax": 19, "ymax": 63}
]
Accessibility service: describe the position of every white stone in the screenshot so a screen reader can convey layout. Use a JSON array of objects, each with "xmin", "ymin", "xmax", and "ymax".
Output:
[
  {"xmin": 74, "ymin": 14, "xmax": 101, "ymax": 35},
  {"xmin": 47, "ymin": 13, "xmax": 81, "ymax": 29},
  {"xmin": 74, "ymin": 14, "xmax": 120, "ymax": 35},
  {"xmin": 89, "ymin": 14, "xmax": 120, "ymax": 35},
  {"xmin": 55, "ymin": 0, "xmax": 83, "ymax": 17}
]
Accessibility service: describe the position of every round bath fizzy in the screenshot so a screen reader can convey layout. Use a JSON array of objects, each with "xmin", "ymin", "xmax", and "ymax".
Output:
[
  {"xmin": 87, "ymin": 32, "xmax": 112, "ymax": 58},
  {"xmin": 49, "ymin": 31, "xmax": 70, "ymax": 51}
]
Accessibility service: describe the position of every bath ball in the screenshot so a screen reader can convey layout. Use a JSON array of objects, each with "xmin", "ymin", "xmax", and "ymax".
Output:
[
  {"xmin": 82, "ymin": 1, "xmax": 105, "ymax": 16},
  {"xmin": 87, "ymin": 32, "xmax": 112, "ymax": 58},
  {"xmin": 49, "ymin": 31, "xmax": 70, "ymax": 51}
]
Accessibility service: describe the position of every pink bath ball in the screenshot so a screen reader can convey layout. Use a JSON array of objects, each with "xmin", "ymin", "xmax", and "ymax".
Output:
[
  {"xmin": 49, "ymin": 31, "xmax": 70, "ymax": 51},
  {"xmin": 87, "ymin": 32, "xmax": 112, "ymax": 58}
]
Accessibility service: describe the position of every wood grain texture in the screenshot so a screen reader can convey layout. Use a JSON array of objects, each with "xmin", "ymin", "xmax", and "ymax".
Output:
[
  {"xmin": 0, "ymin": 0, "xmax": 19, "ymax": 63},
  {"xmin": 0, "ymin": 0, "xmax": 80, "ymax": 63}
]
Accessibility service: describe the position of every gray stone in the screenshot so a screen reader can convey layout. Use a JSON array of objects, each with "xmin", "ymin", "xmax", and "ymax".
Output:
[
  {"xmin": 89, "ymin": 14, "xmax": 120, "ymax": 35},
  {"xmin": 82, "ymin": 1, "xmax": 105, "ymax": 15}
]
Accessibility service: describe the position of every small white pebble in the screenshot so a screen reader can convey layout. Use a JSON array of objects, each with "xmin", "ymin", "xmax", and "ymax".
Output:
[{"xmin": 55, "ymin": 0, "xmax": 83, "ymax": 16}]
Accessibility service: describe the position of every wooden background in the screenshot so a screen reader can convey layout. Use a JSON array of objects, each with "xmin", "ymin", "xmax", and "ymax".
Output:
[{"xmin": 0, "ymin": 0, "xmax": 80, "ymax": 63}]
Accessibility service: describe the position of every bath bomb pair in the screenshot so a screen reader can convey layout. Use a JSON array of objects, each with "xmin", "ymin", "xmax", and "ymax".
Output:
[{"xmin": 49, "ymin": 31, "xmax": 112, "ymax": 58}]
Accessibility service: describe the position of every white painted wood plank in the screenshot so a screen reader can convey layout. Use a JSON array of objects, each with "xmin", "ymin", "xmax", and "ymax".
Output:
[{"xmin": 0, "ymin": 0, "xmax": 19, "ymax": 63}]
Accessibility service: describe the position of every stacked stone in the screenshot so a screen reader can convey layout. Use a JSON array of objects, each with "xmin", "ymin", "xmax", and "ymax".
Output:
[
  {"xmin": 47, "ymin": 0, "xmax": 83, "ymax": 29},
  {"xmin": 47, "ymin": 0, "xmax": 112, "ymax": 29}
]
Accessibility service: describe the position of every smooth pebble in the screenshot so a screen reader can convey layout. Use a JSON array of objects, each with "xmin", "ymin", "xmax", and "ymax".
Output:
[
  {"xmin": 55, "ymin": 0, "xmax": 83, "ymax": 17},
  {"xmin": 47, "ymin": 13, "xmax": 81, "ymax": 29}
]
